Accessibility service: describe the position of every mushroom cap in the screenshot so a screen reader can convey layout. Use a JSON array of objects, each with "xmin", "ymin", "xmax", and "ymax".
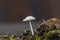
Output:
[{"xmin": 23, "ymin": 16, "xmax": 36, "ymax": 21}]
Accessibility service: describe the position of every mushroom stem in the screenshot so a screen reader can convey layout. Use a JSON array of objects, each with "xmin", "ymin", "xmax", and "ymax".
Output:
[{"xmin": 29, "ymin": 20, "xmax": 34, "ymax": 36}]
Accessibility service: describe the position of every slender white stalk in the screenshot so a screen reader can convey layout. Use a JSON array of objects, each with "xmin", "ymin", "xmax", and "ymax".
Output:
[{"xmin": 29, "ymin": 21, "xmax": 34, "ymax": 36}]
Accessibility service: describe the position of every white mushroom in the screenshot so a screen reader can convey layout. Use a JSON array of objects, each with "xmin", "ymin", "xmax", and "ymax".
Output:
[{"xmin": 22, "ymin": 16, "xmax": 36, "ymax": 36}]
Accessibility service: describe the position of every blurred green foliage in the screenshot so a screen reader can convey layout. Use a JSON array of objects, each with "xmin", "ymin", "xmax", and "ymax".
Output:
[{"xmin": 1, "ymin": 18, "xmax": 60, "ymax": 40}]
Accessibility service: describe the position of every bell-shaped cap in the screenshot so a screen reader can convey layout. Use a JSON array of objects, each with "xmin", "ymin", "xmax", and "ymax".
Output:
[{"xmin": 23, "ymin": 16, "xmax": 36, "ymax": 21}]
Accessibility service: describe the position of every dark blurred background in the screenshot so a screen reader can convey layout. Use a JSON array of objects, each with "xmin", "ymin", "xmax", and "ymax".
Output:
[
  {"xmin": 0, "ymin": 0, "xmax": 54, "ymax": 22},
  {"xmin": 0, "ymin": 0, "xmax": 60, "ymax": 34},
  {"xmin": 0, "ymin": 0, "xmax": 60, "ymax": 22}
]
